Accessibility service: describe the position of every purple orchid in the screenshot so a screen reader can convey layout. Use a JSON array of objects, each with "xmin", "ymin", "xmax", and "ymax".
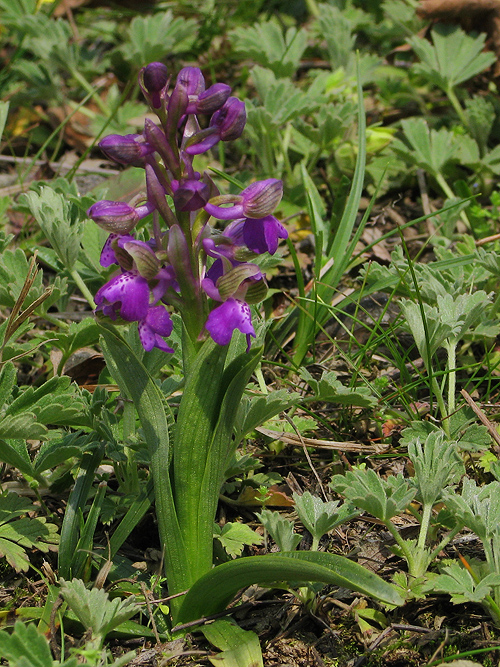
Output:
[{"xmin": 92, "ymin": 62, "xmax": 286, "ymax": 354}]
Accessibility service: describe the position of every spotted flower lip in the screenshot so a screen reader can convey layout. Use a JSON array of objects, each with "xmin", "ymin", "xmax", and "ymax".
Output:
[
  {"xmin": 204, "ymin": 179, "xmax": 283, "ymax": 220},
  {"xmin": 205, "ymin": 298, "xmax": 256, "ymax": 351},
  {"xmin": 138, "ymin": 305, "xmax": 174, "ymax": 353}
]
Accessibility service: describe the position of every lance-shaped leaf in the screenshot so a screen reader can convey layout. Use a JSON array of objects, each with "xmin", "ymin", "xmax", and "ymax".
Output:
[{"xmin": 176, "ymin": 551, "xmax": 404, "ymax": 623}]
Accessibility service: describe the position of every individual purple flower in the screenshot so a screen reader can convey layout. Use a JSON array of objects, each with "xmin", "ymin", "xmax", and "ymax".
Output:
[
  {"xmin": 176, "ymin": 66, "xmax": 231, "ymax": 116},
  {"xmin": 87, "ymin": 200, "xmax": 155, "ymax": 234},
  {"xmin": 204, "ymin": 179, "xmax": 283, "ymax": 220},
  {"xmin": 140, "ymin": 62, "xmax": 169, "ymax": 109},
  {"xmin": 138, "ymin": 305, "xmax": 174, "ymax": 353},
  {"xmin": 184, "ymin": 97, "xmax": 246, "ymax": 155},
  {"xmin": 243, "ymin": 216, "xmax": 288, "ymax": 254},
  {"xmin": 205, "ymin": 298, "xmax": 255, "ymax": 351},
  {"xmin": 99, "ymin": 134, "xmax": 155, "ymax": 167}
]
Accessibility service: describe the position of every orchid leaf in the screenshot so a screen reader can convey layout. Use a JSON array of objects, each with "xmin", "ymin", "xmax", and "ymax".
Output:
[{"xmin": 176, "ymin": 551, "xmax": 404, "ymax": 623}]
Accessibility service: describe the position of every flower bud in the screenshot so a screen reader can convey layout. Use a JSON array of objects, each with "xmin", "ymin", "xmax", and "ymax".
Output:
[
  {"xmin": 87, "ymin": 200, "xmax": 154, "ymax": 233},
  {"xmin": 239, "ymin": 179, "xmax": 283, "ymax": 218},
  {"xmin": 99, "ymin": 134, "xmax": 155, "ymax": 167},
  {"xmin": 172, "ymin": 178, "xmax": 210, "ymax": 212},
  {"xmin": 141, "ymin": 62, "xmax": 169, "ymax": 109},
  {"xmin": 196, "ymin": 83, "xmax": 231, "ymax": 114},
  {"xmin": 210, "ymin": 97, "xmax": 246, "ymax": 141},
  {"xmin": 176, "ymin": 66, "xmax": 205, "ymax": 97}
]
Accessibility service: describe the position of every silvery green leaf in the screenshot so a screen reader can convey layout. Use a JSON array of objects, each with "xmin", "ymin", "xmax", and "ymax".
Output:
[
  {"xmin": 399, "ymin": 300, "xmax": 453, "ymax": 361},
  {"xmin": 408, "ymin": 431, "xmax": 464, "ymax": 506},
  {"xmin": 293, "ymin": 491, "xmax": 360, "ymax": 547},
  {"xmin": 330, "ymin": 468, "xmax": 415, "ymax": 522},
  {"xmin": 0, "ymin": 620, "xmax": 78, "ymax": 667},
  {"xmin": 258, "ymin": 509, "xmax": 302, "ymax": 552},
  {"xmin": 234, "ymin": 389, "xmax": 299, "ymax": 445},
  {"xmin": 21, "ymin": 188, "xmax": 83, "ymax": 269},
  {"xmin": 60, "ymin": 579, "xmax": 138, "ymax": 643},
  {"xmin": 123, "ymin": 10, "xmax": 197, "ymax": 64},
  {"xmin": 316, "ymin": 5, "xmax": 355, "ymax": 71},
  {"xmin": 443, "ymin": 479, "xmax": 500, "ymax": 542}
]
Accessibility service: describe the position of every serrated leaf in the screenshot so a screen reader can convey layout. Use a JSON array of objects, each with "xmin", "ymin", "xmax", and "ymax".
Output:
[
  {"xmin": 21, "ymin": 188, "xmax": 84, "ymax": 268},
  {"xmin": 215, "ymin": 522, "xmax": 263, "ymax": 558},
  {"xmin": 234, "ymin": 389, "xmax": 299, "ymax": 445},
  {"xmin": 60, "ymin": 579, "xmax": 138, "ymax": 644},
  {"xmin": 230, "ymin": 22, "xmax": 308, "ymax": 77},
  {"xmin": 409, "ymin": 24, "xmax": 496, "ymax": 90},
  {"xmin": 299, "ymin": 368, "xmax": 376, "ymax": 407},
  {"xmin": 0, "ymin": 491, "xmax": 58, "ymax": 572},
  {"xmin": 331, "ymin": 468, "xmax": 415, "ymax": 522},
  {"xmin": 408, "ymin": 431, "xmax": 464, "ymax": 506},
  {"xmin": 392, "ymin": 118, "xmax": 457, "ymax": 176},
  {"xmin": 430, "ymin": 561, "xmax": 500, "ymax": 604},
  {"xmin": 0, "ymin": 621, "xmax": 78, "ymax": 667},
  {"xmin": 123, "ymin": 10, "xmax": 197, "ymax": 64},
  {"xmin": 293, "ymin": 491, "xmax": 359, "ymax": 548}
]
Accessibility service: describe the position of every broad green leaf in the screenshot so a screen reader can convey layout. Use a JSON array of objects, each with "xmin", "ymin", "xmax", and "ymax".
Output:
[
  {"xmin": 234, "ymin": 389, "xmax": 299, "ymax": 445},
  {"xmin": 202, "ymin": 619, "xmax": 263, "ymax": 667},
  {"xmin": 0, "ymin": 439, "xmax": 38, "ymax": 480},
  {"xmin": 177, "ymin": 551, "xmax": 404, "ymax": 623}
]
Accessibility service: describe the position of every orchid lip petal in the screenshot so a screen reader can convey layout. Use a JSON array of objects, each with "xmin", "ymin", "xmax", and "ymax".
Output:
[{"xmin": 205, "ymin": 298, "xmax": 255, "ymax": 349}]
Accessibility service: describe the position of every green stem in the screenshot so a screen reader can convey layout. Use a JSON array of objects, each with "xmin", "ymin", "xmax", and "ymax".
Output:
[
  {"xmin": 416, "ymin": 502, "xmax": 433, "ymax": 553},
  {"xmin": 431, "ymin": 375, "xmax": 450, "ymax": 438},
  {"xmin": 69, "ymin": 269, "xmax": 96, "ymax": 309},
  {"xmin": 435, "ymin": 171, "xmax": 470, "ymax": 229},
  {"xmin": 445, "ymin": 339, "xmax": 457, "ymax": 421},
  {"xmin": 70, "ymin": 67, "xmax": 110, "ymax": 117},
  {"xmin": 428, "ymin": 522, "xmax": 464, "ymax": 563},
  {"xmin": 446, "ymin": 85, "xmax": 469, "ymax": 128}
]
